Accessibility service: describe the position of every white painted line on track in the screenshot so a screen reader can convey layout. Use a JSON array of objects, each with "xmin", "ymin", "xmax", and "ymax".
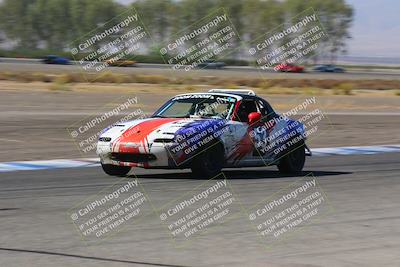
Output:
[{"xmin": 0, "ymin": 145, "xmax": 399, "ymax": 173}]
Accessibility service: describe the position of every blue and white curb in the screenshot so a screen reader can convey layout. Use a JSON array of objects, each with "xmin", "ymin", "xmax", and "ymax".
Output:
[
  {"xmin": 311, "ymin": 144, "xmax": 400, "ymax": 156},
  {"xmin": 0, "ymin": 144, "xmax": 399, "ymax": 173},
  {"xmin": 0, "ymin": 158, "xmax": 99, "ymax": 173}
]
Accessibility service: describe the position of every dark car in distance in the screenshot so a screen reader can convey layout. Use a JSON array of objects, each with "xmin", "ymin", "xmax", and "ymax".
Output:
[
  {"xmin": 313, "ymin": 64, "xmax": 345, "ymax": 73},
  {"xmin": 42, "ymin": 55, "xmax": 70, "ymax": 65},
  {"xmin": 197, "ymin": 60, "xmax": 226, "ymax": 69}
]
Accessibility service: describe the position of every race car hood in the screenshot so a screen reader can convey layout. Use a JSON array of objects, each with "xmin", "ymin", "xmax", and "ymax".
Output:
[{"xmin": 99, "ymin": 117, "xmax": 228, "ymax": 153}]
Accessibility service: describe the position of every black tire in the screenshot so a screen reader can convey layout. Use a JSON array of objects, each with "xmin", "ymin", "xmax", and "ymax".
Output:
[
  {"xmin": 277, "ymin": 142, "xmax": 306, "ymax": 174},
  {"xmin": 101, "ymin": 163, "xmax": 131, "ymax": 176},
  {"xmin": 191, "ymin": 143, "xmax": 224, "ymax": 178}
]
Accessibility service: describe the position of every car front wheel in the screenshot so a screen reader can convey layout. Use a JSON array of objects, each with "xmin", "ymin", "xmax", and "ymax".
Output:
[
  {"xmin": 101, "ymin": 163, "xmax": 131, "ymax": 176},
  {"xmin": 191, "ymin": 143, "xmax": 224, "ymax": 178},
  {"xmin": 277, "ymin": 143, "xmax": 306, "ymax": 174}
]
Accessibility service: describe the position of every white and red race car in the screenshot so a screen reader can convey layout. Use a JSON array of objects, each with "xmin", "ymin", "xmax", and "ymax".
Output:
[{"xmin": 97, "ymin": 89, "xmax": 311, "ymax": 178}]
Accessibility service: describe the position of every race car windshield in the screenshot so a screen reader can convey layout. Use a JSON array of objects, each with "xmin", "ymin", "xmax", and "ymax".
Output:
[{"xmin": 153, "ymin": 95, "xmax": 236, "ymax": 119}]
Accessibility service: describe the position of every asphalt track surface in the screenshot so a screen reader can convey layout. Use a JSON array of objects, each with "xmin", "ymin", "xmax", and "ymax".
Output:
[
  {"xmin": 1, "ymin": 79, "xmax": 399, "ymax": 266},
  {"xmin": 1, "ymin": 58, "xmax": 400, "ymax": 80},
  {"xmin": 1, "ymin": 152, "xmax": 400, "ymax": 267}
]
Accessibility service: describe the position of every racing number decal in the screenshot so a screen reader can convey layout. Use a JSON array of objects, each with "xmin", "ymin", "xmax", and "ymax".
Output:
[
  {"xmin": 251, "ymin": 118, "xmax": 276, "ymax": 157},
  {"xmin": 252, "ymin": 125, "xmax": 268, "ymax": 156}
]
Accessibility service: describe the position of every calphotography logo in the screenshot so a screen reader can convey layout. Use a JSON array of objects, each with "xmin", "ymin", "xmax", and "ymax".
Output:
[
  {"xmin": 69, "ymin": 7, "xmax": 150, "ymax": 79},
  {"xmin": 248, "ymin": 8, "xmax": 328, "ymax": 72},
  {"xmin": 247, "ymin": 174, "xmax": 332, "ymax": 248},
  {"xmin": 157, "ymin": 173, "xmax": 243, "ymax": 247},
  {"xmin": 68, "ymin": 178, "xmax": 153, "ymax": 242},
  {"xmin": 244, "ymin": 96, "xmax": 330, "ymax": 167},
  {"xmin": 159, "ymin": 8, "xmax": 240, "ymax": 72},
  {"xmin": 67, "ymin": 96, "xmax": 146, "ymax": 155},
  {"xmin": 166, "ymin": 118, "xmax": 230, "ymax": 166}
]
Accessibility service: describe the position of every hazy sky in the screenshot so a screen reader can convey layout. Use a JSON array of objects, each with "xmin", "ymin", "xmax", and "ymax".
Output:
[{"xmin": 346, "ymin": 0, "xmax": 400, "ymax": 58}]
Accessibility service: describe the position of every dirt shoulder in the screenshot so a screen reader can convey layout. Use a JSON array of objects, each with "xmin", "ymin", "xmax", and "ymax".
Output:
[{"xmin": 0, "ymin": 82, "xmax": 399, "ymax": 161}]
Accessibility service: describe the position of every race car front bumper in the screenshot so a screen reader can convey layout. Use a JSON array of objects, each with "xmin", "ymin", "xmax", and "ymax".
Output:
[{"xmin": 97, "ymin": 142, "xmax": 172, "ymax": 168}]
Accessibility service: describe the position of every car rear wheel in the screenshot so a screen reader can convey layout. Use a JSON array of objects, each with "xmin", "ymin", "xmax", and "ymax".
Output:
[
  {"xmin": 101, "ymin": 163, "xmax": 131, "ymax": 176},
  {"xmin": 277, "ymin": 142, "xmax": 306, "ymax": 174},
  {"xmin": 191, "ymin": 143, "xmax": 224, "ymax": 179}
]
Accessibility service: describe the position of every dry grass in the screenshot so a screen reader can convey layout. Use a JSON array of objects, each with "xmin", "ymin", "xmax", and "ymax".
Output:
[
  {"xmin": 0, "ymin": 71, "xmax": 399, "ymax": 96},
  {"xmin": 94, "ymin": 72, "xmax": 129, "ymax": 83},
  {"xmin": 184, "ymin": 85, "xmax": 198, "ymax": 91},
  {"xmin": 0, "ymin": 72, "xmax": 53, "ymax": 82},
  {"xmin": 134, "ymin": 74, "xmax": 170, "ymax": 84},
  {"xmin": 333, "ymin": 83, "xmax": 354, "ymax": 95},
  {"xmin": 49, "ymin": 77, "xmax": 71, "ymax": 91},
  {"xmin": 301, "ymin": 87, "xmax": 325, "ymax": 95},
  {"xmin": 258, "ymin": 86, "xmax": 327, "ymax": 95},
  {"xmin": 262, "ymin": 87, "xmax": 300, "ymax": 95},
  {"xmin": 257, "ymin": 80, "xmax": 272, "ymax": 89}
]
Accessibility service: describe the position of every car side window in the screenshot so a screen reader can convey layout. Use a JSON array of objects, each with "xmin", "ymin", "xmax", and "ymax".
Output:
[
  {"xmin": 256, "ymin": 99, "xmax": 267, "ymax": 116},
  {"xmin": 236, "ymin": 99, "xmax": 258, "ymax": 123},
  {"xmin": 259, "ymin": 98, "xmax": 275, "ymax": 116}
]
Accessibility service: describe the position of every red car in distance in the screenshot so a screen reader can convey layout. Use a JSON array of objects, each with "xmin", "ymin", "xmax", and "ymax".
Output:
[{"xmin": 274, "ymin": 63, "xmax": 304, "ymax": 73}]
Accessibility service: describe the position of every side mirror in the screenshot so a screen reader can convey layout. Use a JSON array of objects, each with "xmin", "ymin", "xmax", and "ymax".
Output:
[{"xmin": 248, "ymin": 112, "xmax": 261, "ymax": 124}]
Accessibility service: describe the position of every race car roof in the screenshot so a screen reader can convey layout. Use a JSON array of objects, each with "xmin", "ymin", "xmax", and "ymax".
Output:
[
  {"xmin": 174, "ymin": 89, "xmax": 257, "ymax": 101},
  {"xmin": 173, "ymin": 92, "xmax": 244, "ymax": 101},
  {"xmin": 208, "ymin": 89, "xmax": 256, "ymax": 96}
]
